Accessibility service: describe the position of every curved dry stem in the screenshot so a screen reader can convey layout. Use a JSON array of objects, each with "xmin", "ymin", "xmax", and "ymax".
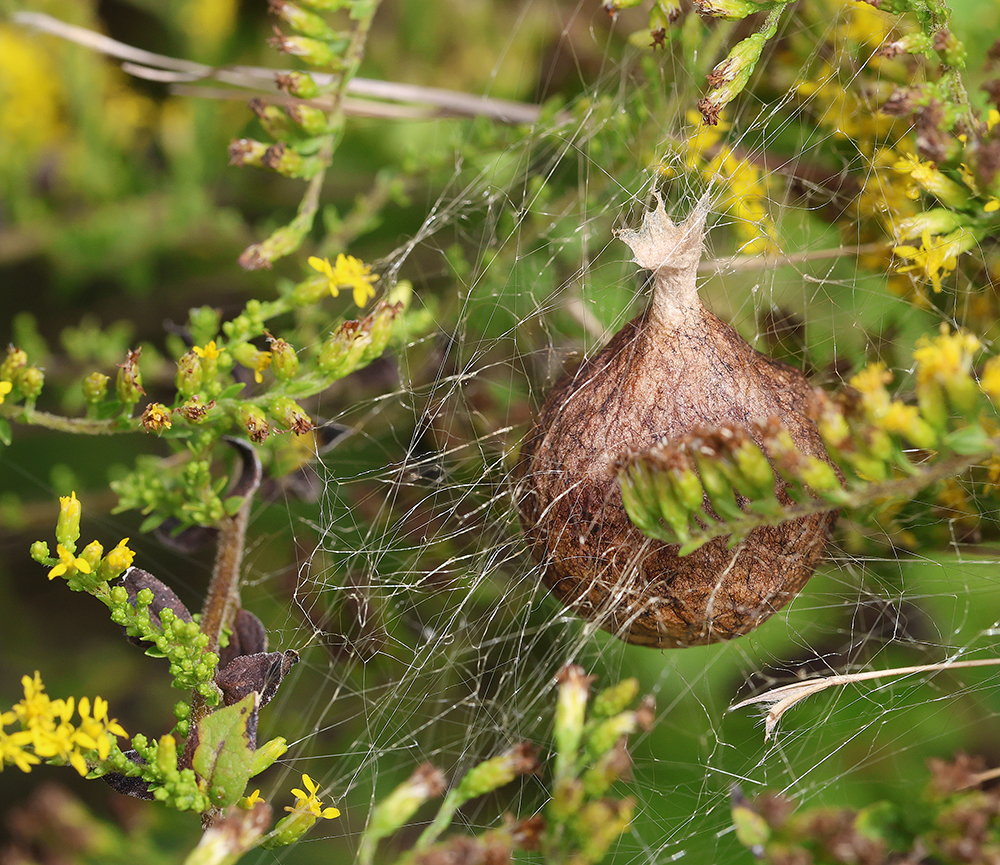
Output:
[{"xmin": 732, "ymin": 657, "xmax": 1000, "ymax": 739}]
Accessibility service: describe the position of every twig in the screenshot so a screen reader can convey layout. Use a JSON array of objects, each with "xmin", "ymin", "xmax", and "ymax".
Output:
[
  {"xmin": 698, "ymin": 241, "xmax": 886, "ymax": 275},
  {"xmin": 732, "ymin": 657, "xmax": 1000, "ymax": 740},
  {"xmin": 12, "ymin": 11, "xmax": 547, "ymax": 125}
]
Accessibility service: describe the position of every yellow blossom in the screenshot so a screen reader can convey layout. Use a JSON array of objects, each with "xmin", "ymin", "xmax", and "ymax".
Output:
[
  {"xmin": 983, "ymin": 454, "xmax": 1000, "ymax": 495},
  {"xmin": 55, "ymin": 491, "xmax": 82, "ymax": 546},
  {"xmin": 309, "ymin": 255, "xmax": 379, "ymax": 307},
  {"xmin": 3, "ymin": 672, "xmax": 126, "ymax": 777},
  {"xmin": 892, "ymin": 154, "xmax": 969, "ymax": 207},
  {"xmin": 251, "ymin": 350, "xmax": 272, "ymax": 384},
  {"xmin": 0, "ymin": 380, "xmax": 12, "ymax": 404},
  {"xmin": 193, "ymin": 340, "xmax": 223, "ymax": 360},
  {"xmin": 241, "ymin": 789, "xmax": 264, "ymax": 809},
  {"xmin": 894, "ymin": 230, "xmax": 965, "ymax": 293},
  {"xmin": 849, "ymin": 362, "xmax": 892, "ymax": 398},
  {"xmin": 985, "ymin": 197, "xmax": 999, "ymax": 214},
  {"xmin": 104, "ymin": 538, "xmax": 136, "ymax": 575},
  {"xmin": 286, "ymin": 773, "xmax": 340, "ymax": 820},
  {"xmin": 48, "ymin": 544, "xmax": 92, "ymax": 580},
  {"xmin": 913, "ymin": 326, "xmax": 980, "ymax": 386},
  {"xmin": 989, "ymin": 109, "xmax": 999, "ymax": 132}
]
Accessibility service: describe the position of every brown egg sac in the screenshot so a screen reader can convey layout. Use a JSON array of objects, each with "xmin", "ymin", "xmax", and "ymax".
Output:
[{"xmin": 516, "ymin": 197, "xmax": 838, "ymax": 648}]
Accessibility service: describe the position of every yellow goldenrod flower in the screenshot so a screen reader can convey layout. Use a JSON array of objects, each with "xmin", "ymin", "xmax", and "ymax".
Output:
[
  {"xmin": 877, "ymin": 401, "xmax": 921, "ymax": 435},
  {"xmin": 983, "ymin": 454, "xmax": 1000, "ymax": 495},
  {"xmin": 892, "ymin": 154, "xmax": 969, "ymax": 208},
  {"xmin": 103, "ymin": 538, "xmax": 136, "ymax": 576},
  {"xmin": 309, "ymin": 255, "xmax": 379, "ymax": 308},
  {"xmin": 0, "ymin": 380, "xmax": 12, "ymax": 404},
  {"xmin": 242, "ymin": 789, "xmax": 264, "ymax": 809},
  {"xmin": 988, "ymin": 108, "xmax": 999, "ymax": 132},
  {"xmin": 849, "ymin": 362, "xmax": 892, "ymax": 398},
  {"xmin": 286, "ymin": 773, "xmax": 340, "ymax": 820},
  {"xmin": 985, "ymin": 197, "xmax": 999, "ymax": 214},
  {"xmin": 252, "ymin": 350, "xmax": 272, "ymax": 384},
  {"xmin": 48, "ymin": 544, "xmax": 93, "ymax": 580},
  {"xmin": 55, "ymin": 491, "xmax": 82, "ymax": 547},
  {"xmin": 141, "ymin": 402, "xmax": 173, "ymax": 433},
  {"xmin": 192, "ymin": 340, "xmax": 223, "ymax": 360},
  {"xmin": 0, "ymin": 724, "xmax": 39, "ymax": 773},
  {"xmin": 913, "ymin": 326, "xmax": 980, "ymax": 385},
  {"xmin": 979, "ymin": 356, "xmax": 1000, "ymax": 401},
  {"xmin": 3, "ymin": 673, "xmax": 127, "ymax": 777},
  {"xmin": 893, "ymin": 230, "xmax": 972, "ymax": 293}
]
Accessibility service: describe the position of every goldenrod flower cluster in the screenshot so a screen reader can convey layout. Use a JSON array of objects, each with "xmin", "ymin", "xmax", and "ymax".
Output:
[
  {"xmin": 308, "ymin": 254, "xmax": 379, "ymax": 308},
  {"xmin": 670, "ymin": 111, "xmax": 777, "ymax": 255},
  {"xmin": 1, "ymin": 672, "xmax": 127, "ymax": 777}
]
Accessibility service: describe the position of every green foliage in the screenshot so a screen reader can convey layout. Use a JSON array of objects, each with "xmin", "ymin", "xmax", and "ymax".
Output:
[{"xmin": 3, "ymin": 0, "xmax": 1000, "ymax": 860}]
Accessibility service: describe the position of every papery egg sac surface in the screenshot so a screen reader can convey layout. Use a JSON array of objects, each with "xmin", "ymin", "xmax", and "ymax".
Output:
[{"xmin": 516, "ymin": 197, "xmax": 837, "ymax": 648}]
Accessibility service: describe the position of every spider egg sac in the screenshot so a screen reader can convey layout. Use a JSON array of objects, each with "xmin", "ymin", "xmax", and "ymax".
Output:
[{"xmin": 516, "ymin": 197, "xmax": 837, "ymax": 648}]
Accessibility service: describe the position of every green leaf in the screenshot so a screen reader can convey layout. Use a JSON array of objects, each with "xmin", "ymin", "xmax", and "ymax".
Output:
[
  {"xmin": 941, "ymin": 424, "xmax": 993, "ymax": 455},
  {"xmin": 216, "ymin": 382, "xmax": 245, "ymax": 401},
  {"xmin": 192, "ymin": 692, "xmax": 259, "ymax": 808},
  {"xmin": 0, "ymin": 418, "xmax": 11, "ymax": 446}
]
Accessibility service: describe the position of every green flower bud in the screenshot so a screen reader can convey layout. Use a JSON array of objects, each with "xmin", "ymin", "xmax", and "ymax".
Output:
[
  {"xmin": 156, "ymin": 734, "xmax": 178, "ymax": 777},
  {"xmin": 693, "ymin": 451, "xmax": 744, "ymax": 523},
  {"xmin": 554, "ymin": 665, "xmax": 591, "ymax": 779},
  {"xmin": 551, "ymin": 776, "xmax": 584, "ymax": 821},
  {"xmin": 358, "ymin": 764, "xmax": 445, "ymax": 857},
  {"xmin": 116, "ymin": 348, "xmax": 145, "ymax": 407},
  {"xmin": 268, "ymin": 31, "xmax": 347, "ymax": 68},
  {"xmin": 693, "ymin": 0, "xmax": 766, "ymax": 20},
  {"xmin": 454, "ymin": 743, "xmax": 538, "ymax": 801},
  {"xmin": 0, "ymin": 346, "xmax": 27, "ymax": 382},
  {"xmin": 648, "ymin": 460, "xmax": 692, "ymax": 540},
  {"xmin": 249, "ymin": 97, "xmax": 295, "ymax": 140},
  {"xmin": 228, "ymin": 138, "xmax": 270, "ymax": 168},
  {"xmin": 895, "ymin": 208, "xmax": 962, "ymax": 241},
  {"xmin": 286, "ymin": 103, "xmax": 331, "ymax": 136},
  {"xmin": 175, "ymin": 351, "xmax": 203, "ymax": 398},
  {"xmin": 317, "ymin": 324, "xmax": 372, "ymax": 378},
  {"xmin": 797, "ymin": 457, "xmax": 844, "ymax": 497},
  {"xmin": 276, "ymin": 71, "xmax": 319, "ymax": 99},
  {"xmin": 250, "ymin": 737, "xmax": 289, "ymax": 777},
  {"xmin": 30, "ymin": 540, "xmax": 50, "ymax": 563},
  {"xmin": 669, "ymin": 459, "xmax": 705, "ymax": 512},
  {"xmin": 583, "ymin": 739, "xmax": 632, "ymax": 798},
  {"xmin": 654, "ymin": 0, "xmax": 681, "ymax": 24},
  {"xmin": 933, "ymin": 28, "xmax": 966, "ymax": 68},
  {"xmin": 268, "ymin": 337, "xmax": 299, "ymax": 381},
  {"xmin": 732, "ymin": 438, "xmax": 775, "ymax": 496},
  {"xmin": 270, "ymin": 0, "xmax": 336, "ymax": 39},
  {"xmin": 591, "ymin": 678, "xmax": 640, "ymax": 718},
  {"xmin": 269, "ymin": 396, "xmax": 314, "ymax": 434},
  {"xmin": 619, "ymin": 465, "xmax": 664, "ymax": 539},
  {"xmin": 82, "ymin": 372, "xmax": 110, "ymax": 405},
  {"xmin": 261, "ymin": 142, "xmax": 306, "ymax": 177},
  {"xmin": 16, "ymin": 366, "xmax": 44, "ymax": 401},
  {"xmin": 238, "ymin": 404, "xmax": 271, "ymax": 443},
  {"xmin": 176, "ymin": 396, "xmax": 215, "ymax": 424},
  {"xmin": 56, "ymin": 491, "xmax": 83, "ymax": 547}
]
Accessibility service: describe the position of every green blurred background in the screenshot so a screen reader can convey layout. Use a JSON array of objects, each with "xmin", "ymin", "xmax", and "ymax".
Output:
[{"xmin": 2, "ymin": 0, "xmax": 1000, "ymax": 862}]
